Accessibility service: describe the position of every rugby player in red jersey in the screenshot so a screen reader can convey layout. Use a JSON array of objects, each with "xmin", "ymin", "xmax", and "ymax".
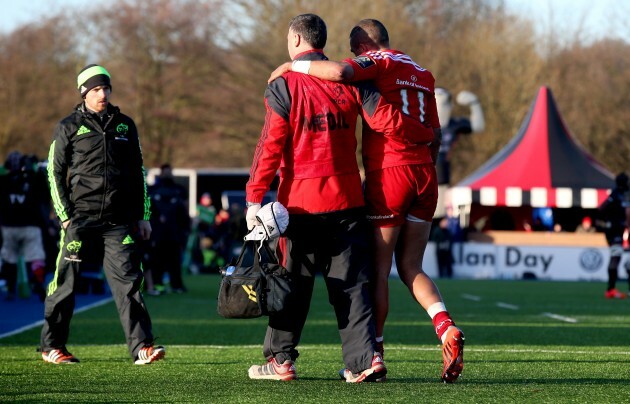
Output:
[
  {"xmin": 246, "ymin": 14, "xmax": 435, "ymax": 383},
  {"xmin": 269, "ymin": 18, "xmax": 465, "ymax": 383}
]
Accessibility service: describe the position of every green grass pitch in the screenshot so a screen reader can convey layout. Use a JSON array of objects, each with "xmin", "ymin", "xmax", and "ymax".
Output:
[{"xmin": 2, "ymin": 274, "xmax": 629, "ymax": 403}]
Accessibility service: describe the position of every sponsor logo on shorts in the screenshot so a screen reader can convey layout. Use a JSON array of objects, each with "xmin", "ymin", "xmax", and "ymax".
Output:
[{"xmin": 366, "ymin": 214, "xmax": 395, "ymax": 220}]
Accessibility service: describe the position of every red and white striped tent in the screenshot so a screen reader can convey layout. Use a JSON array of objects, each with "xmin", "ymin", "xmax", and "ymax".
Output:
[{"xmin": 450, "ymin": 86, "xmax": 614, "ymax": 210}]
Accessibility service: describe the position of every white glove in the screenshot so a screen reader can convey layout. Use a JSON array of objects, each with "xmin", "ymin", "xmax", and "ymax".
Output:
[
  {"xmin": 256, "ymin": 202, "xmax": 290, "ymax": 239},
  {"xmin": 456, "ymin": 90, "xmax": 479, "ymax": 107},
  {"xmin": 245, "ymin": 203, "xmax": 261, "ymax": 230}
]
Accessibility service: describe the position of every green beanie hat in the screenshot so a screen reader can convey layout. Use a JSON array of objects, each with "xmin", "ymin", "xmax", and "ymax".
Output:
[{"xmin": 77, "ymin": 64, "xmax": 111, "ymax": 97}]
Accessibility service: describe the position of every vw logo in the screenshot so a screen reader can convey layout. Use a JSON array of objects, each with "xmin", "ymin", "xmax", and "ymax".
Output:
[{"xmin": 579, "ymin": 249, "xmax": 603, "ymax": 272}]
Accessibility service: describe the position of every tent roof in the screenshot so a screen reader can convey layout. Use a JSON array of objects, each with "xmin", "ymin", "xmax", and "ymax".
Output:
[{"xmin": 451, "ymin": 86, "xmax": 614, "ymax": 208}]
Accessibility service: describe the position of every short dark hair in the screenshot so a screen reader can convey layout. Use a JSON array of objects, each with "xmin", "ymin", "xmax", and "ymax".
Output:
[
  {"xmin": 289, "ymin": 14, "xmax": 327, "ymax": 49},
  {"xmin": 349, "ymin": 19, "xmax": 390, "ymax": 49}
]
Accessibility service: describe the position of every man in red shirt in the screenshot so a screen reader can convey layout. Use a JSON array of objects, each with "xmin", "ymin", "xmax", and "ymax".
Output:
[
  {"xmin": 269, "ymin": 18, "xmax": 465, "ymax": 383},
  {"xmin": 245, "ymin": 14, "xmax": 420, "ymax": 383}
]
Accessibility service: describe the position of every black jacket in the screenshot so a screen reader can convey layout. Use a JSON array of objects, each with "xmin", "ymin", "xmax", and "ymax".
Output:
[
  {"xmin": 148, "ymin": 178, "xmax": 190, "ymax": 243},
  {"xmin": 47, "ymin": 103, "xmax": 150, "ymax": 224},
  {"xmin": 597, "ymin": 187, "xmax": 630, "ymax": 242}
]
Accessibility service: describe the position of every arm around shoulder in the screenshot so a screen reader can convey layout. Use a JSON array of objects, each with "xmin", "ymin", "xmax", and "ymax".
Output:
[
  {"xmin": 308, "ymin": 60, "xmax": 353, "ymax": 82},
  {"xmin": 267, "ymin": 60, "xmax": 351, "ymax": 83}
]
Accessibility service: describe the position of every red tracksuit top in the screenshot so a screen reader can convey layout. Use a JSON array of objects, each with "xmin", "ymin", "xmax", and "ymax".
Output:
[
  {"xmin": 345, "ymin": 49, "xmax": 439, "ymax": 173},
  {"xmin": 246, "ymin": 50, "xmax": 414, "ymax": 214}
]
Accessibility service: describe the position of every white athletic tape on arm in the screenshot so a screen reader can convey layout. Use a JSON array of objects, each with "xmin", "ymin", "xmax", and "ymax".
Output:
[{"xmin": 292, "ymin": 60, "xmax": 311, "ymax": 74}]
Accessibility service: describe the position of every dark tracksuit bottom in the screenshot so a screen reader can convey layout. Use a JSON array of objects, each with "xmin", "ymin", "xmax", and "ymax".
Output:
[
  {"xmin": 605, "ymin": 231, "xmax": 627, "ymax": 291},
  {"xmin": 149, "ymin": 239, "xmax": 185, "ymax": 290},
  {"xmin": 263, "ymin": 208, "xmax": 376, "ymax": 374},
  {"xmin": 40, "ymin": 218, "xmax": 154, "ymax": 359}
]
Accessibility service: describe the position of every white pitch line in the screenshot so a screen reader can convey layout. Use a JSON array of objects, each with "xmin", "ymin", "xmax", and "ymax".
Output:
[
  {"xmin": 462, "ymin": 347, "xmax": 630, "ymax": 355},
  {"xmin": 496, "ymin": 302, "xmax": 519, "ymax": 310},
  {"xmin": 167, "ymin": 345, "xmax": 630, "ymax": 355},
  {"xmin": 459, "ymin": 294, "xmax": 578, "ymax": 325},
  {"xmin": 0, "ymin": 297, "xmax": 113, "ymax": 340},
  {"xmin": 0, "ymin": 320, "xmax": 45, "ymax": 340},
  {"xmin": 541, "ymin": 312, "xmax": 577, "ymax": 323}
]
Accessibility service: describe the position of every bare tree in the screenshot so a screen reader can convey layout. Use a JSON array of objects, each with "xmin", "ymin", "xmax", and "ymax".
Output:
[
  {"xmin": 546, "ymin": 38, "xmax": 630, "ymax": 174},
  {"xmin": 0, "ymin": 0, "xmax": 627, "ymax": 177},
  {"xmin": 80, "ymin": 0, "xmax": 227, "ymax": 167},
  {"xmin": 0, "ymin": 17, "xmax": 81, "ymax": 160}
]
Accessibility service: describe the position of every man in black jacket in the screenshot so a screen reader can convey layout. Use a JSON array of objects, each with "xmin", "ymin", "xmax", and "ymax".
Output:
[
  {"xmin": 41, "ymin": 64, "xmax": 165, "ymax": 365},
  {"xmin": 146, "ymin": 163, "xmax": 190, "ymax": 294},
  {"xmin": 598, "ymin": 172, "xmax": 630, "ymax": 299}
]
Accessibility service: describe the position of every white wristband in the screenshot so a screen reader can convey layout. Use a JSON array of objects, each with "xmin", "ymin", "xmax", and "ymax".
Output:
[{"xmin": 292, "ymin": 60, "xmax": 311, "ymax": 74}]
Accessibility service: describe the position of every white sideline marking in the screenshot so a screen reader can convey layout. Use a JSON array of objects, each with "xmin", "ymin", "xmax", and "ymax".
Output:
[
  {"xmin": 0, "ymin": 297, "xmax": 113, "ymax": 339},
  {"xmin": 496, "ymin": 302, "xmax": 519, "ymax": 310},
  {"xmin": 169, "ymin": 345, "xmax": 630, "ymax": 356},
  {"xmin": 464, "ymin": 347, "xmax": 630, "ymax": 355},
  {"xmin": 18, "ymin": 344, "xmax": 629, "ymax": 357},
  {"xmin": 73, "ymin": 297, "xmax": 113, "ymax": 314},
  {"xmin": 0, "ymin": 320, "xmax": 46, "ymax": 340},
  {"xmin": 400, "ymin": 346, "xmax": 630, "ymax": 355},
  {"xmin": 542, "ymin": 312, "xmax": 578, "ymax": 323},
  {"xmin": 458, "ymin": 294, "xmax": 577, "ymax": 324}
]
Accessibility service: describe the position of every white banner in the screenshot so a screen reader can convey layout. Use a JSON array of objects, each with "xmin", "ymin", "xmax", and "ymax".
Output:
[{"xmin": 406, "ymin": 242, "xmax": 630, "ymax": 281}]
